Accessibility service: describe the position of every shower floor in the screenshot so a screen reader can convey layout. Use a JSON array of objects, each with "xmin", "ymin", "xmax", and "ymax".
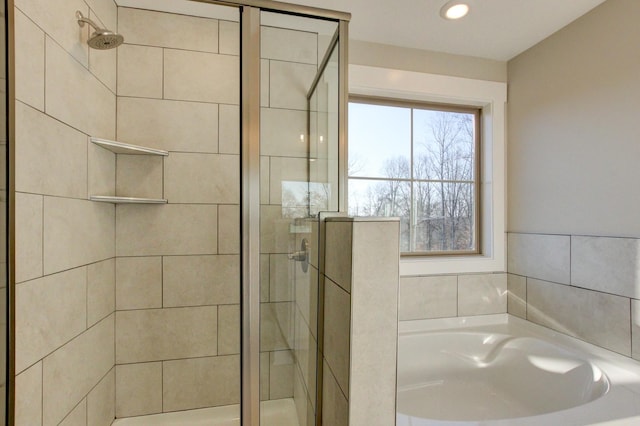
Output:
[{"xmin": 112, "ymin": 398, "xmax": 299, "ymax": 426}]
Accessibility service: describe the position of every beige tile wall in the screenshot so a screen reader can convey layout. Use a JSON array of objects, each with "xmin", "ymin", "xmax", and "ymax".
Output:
[
  {"xmin": 14, "ymin": 0, "xmax": 118, "ymax": 424},
  {"xmin": 113, "ymin": 7, "xmax": 243, "ymax": 417}
]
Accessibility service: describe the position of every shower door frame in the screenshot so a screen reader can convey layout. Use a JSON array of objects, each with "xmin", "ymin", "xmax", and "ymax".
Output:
[{"xmin": 196, "ymin": 1, "xmax": 350, "ymax": 425}]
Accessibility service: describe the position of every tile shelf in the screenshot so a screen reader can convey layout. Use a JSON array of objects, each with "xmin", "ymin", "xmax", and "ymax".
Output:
[{"xmin": 89, "ymin": 137, "xmax": 168, "ymax": 204}]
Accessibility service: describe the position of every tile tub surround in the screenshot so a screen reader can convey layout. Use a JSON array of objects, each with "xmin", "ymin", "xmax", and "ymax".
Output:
[
  {"xmin": 507, "ymin": 232, "xmax": 639, "ymax": 360},
  {"xmin": 399, "ymin": 273, "xmax": 507, "ymax": 321},
  {"xmin": 322, "ymin": 218, "xmax": 400, "ymax": 426},
  {"xmin": 14, "ymin": 0, "xmax": 118, "ymax": 424}
]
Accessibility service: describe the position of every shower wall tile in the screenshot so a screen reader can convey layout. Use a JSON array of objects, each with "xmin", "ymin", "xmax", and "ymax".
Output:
[
  {"xmin": 270, "ymin": 254, "xmax": 294, "ymax": 302},
  {"xmin": 219, "ymin": 104, "xmax": 239, "ymax": 155},
  {"xmin": 117, "ymin": 44, "xmax": 163, "ymax": 98},
  {"xmin": 399, "ymin": 275, "xmax": 457, "ymax": 320},
  {"xmin": 15, "ymin": 192, "xmax": 43, "ymax": 283},
  {"xmin": 59, "ymin": 399, "xmax": 86, "ymax": 426},
  {"xmin": 116, "ymin": 155, "xmax": 164, "ymax": 199},
  {"xmin": 269, "ymin": 156, "xmax": 308, "ymax": 205},
  {"xmin": 261, "ymin": 58, "xmax": 270, "ymax": 107},
  {"xmin": 15, "ymin": 267, "xmax": 87, "ymax": 373},
  {"xmin": 218, "ymin": 304, "xmax": 240, "ymax": 355},
  {"xmin": 119, "ymin": 8, "xmax": 219, "ymax": 53},
  {"xmin": 115, "ymin": 256, "xmax": 162, "ymax": 310},
  {"xmin": 269, "ymin": 61, "xmax": 318, "ymax": 110},
  {"xmin": 88, "ymin": 141, "xmax": 116, "ymax": 197},
  {"xmin": 260, "ymin": 352, "xmax": 270, "ymax": 401},
  {"xmin": 323, "ymin": 279, "xmax": 350, "ymax": 396},
  {"xmin": 260, "ymin": 156, "xmax": 272, "ymax": 205},
  {"xmin": 261, "ymin": 26, "xmax": 317, "ymax": 64},
  {"xmin": 260, "ymin": 302, "xmax": 293, "ymax": 352},
  {"xmin": 116, "ymin": 307, "xmax": 217, "ymax": 363},
  {"xmin": 507, "ymin": 273, "xmax": 527, "ymax": 319},
  {"xmin": 164, "ymin": 49, "xmax": 239, "ymax": 105},
  {"xmin": 42, "ymin": 314, "xmax": 114, "ymax": 426},
  {"xmin": 85, "ymin": 0, "xmax": 117, "ymax": 31},
  {"xmin": 87, "ymin": 368, "xmax": 115, "ymax": 426},
  {"xmin": 269, "ymin": 350, "xmax": 294, "ymax": 399},
  {"xmin": 116, "ymin": 204, "xmax": 217, "ymax": 256},
  {"xmin": 46, "ymin": 37, "xmax": 115, "ymax": 139},
  {"xmin": 14, "ymin": 0, "xmax": 90, "ymax": 67},
  {"xmin": 632, "ymin": 300, "xmax": 640, "ymax": 361},
  {"xmin": 571, "ymin": 236, "xmax": 640, "ymax": 298},
  {"xmin": 260, "ymin": 205, "xmax": 291, "ymax": 254},
  {"xmin": 162, "ymin": 355, "xmax": 240, "ymax": 412},
  {"xmin": 117, "ymin": 97, "xmax": 218, "ymax": 153},
  {"xmin": 527, "ymin": 278, "xmax": 631, "ymax": 356},
  {"xmin": 14, "ymin": 9, "xmax": 45, "ymax": 110},
  {"xmin": 16, "ymin": 102, "xmax": 88, "ymax": 199},
  {"xmin": 219, "ymin": 20, "xmax": 239, "ymax": 55},
  {"xmin": 295, "ymin": 263, "xmax": 318, "ymax": 338},
  {"xmin": 43, "ymin": 197, "xmax": 115, "ymax": 274},
  {"xmin": 261, "ymin": 254, "xmax": 270, "ymax": 303},
  {"xmin": 15, "ymin": 361, "xmax": 42, "ymax": 426},
  {"xmin": 293, "ymin": 367, "xmax": 310, "ymax": 426},
  {"xmin": 260, "ymin": 108, "xmax": 308, "ymax": 158},
  {"xmin": 164, "ymin": 153, "xmax": 239, "ymax": 204},
  {"xmin": 458, "ymin": 273, "xmax": 507, "ymax": 316},
  {"xmin": 115, "ymin": 362, "xmax": 162, "ymax": 417},
  {"xmin": 322, "ymin": 360, "xmax": 348, "ymax": 426},
  {"xmin": 218, "ymin": 204, "xmax": 240, "ymax": 254},
  {"xmin": 325, "ymin": 221, "xmax": 352, "ymax": 292},
  {"xmin": 163, "ymin": 255, "xmax": 239, "ymax": 307},
  {"xmin": 507, "ymin": 233, "xmax": 570, "ymax": 284},
  {"xmin": 294, "ymin": 307, "xmax": 317, "ymax": 407},
  {"xmin": 87, "ymin": 258, "xmax": 115, "ymax": 327}
]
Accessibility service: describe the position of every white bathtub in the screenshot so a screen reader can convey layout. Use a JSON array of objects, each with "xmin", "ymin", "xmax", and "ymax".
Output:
[{"xmin": 397, "ymin": 314, "xmax": 640, "ymax": 426}]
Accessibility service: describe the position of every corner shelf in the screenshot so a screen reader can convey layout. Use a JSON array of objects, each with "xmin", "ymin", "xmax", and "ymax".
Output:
[
  {"xmin": 89, "ymin": 195, "xmax": 168, "ymax": 204},
  {"xmin": 89, "ymin": 137, "xmax": 168, "ymax": 204},
  {"xmin": 90, "ymin": 137, "xmax": 168, "ymax": 156}
]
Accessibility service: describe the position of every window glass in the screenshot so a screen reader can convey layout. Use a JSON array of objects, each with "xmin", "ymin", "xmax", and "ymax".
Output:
[{"xmin": 348, "ymin": 99, "xmax": 479, "ymax": 254}]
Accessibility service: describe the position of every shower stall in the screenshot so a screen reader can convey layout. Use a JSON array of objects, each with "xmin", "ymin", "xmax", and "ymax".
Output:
[{"xmin": 7, "ymin": 0, "xmax": 348, "ymax": 425}]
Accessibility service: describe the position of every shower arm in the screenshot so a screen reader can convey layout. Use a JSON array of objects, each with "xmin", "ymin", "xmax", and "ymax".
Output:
[{"xmin": 76, "ymin": 11, "xmax": 102, "ymax": 31}]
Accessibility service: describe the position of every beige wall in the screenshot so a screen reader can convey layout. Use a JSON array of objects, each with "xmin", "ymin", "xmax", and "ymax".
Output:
[
  {"xmin": 13, "ymin": 0, "xmax": 118, "ymax": 425},
  {"xmin": 350, "ymin": 40, "xmax": 507, "ymax": 83},
  {"xmin": 508, "ymin": 0, "xmax": 640, "ymax": 237}
]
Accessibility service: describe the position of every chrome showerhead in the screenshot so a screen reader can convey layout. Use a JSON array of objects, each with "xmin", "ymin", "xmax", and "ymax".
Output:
[{"xmin": 76, "ymin": 11, "xmax": 124, "ymax": 50}]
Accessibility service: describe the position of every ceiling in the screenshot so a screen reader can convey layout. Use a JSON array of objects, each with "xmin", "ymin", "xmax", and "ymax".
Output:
[{"xmin": 115, "ymin": 0, "xmax": 608, "ymax": 61}]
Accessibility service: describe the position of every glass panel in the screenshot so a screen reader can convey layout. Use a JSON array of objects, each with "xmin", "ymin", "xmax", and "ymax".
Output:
[
  {"xmin": 349, "ymin": 103, "xmax": 411, "ymax": 179},
  {"xmin": 260, "ymin": 11, "xmax": 338, "ymax": 426}
]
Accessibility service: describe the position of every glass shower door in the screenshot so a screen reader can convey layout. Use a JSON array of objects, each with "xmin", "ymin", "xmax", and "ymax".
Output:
[{"xmin": 258, "ymin": 11, "xmax": 339, "ymax": 426}]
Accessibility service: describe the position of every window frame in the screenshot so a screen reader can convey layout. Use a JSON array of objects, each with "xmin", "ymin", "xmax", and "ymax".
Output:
[
  {"xmin": 348, "ymin": 64, "xmax": 507, "ymax": 276},
  {"xmin": 348, "ymin": 95, "xmax": 482, "ymax": 256}
]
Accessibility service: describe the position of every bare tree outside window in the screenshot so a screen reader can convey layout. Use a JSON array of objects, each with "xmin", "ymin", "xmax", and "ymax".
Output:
[{"xmin": 348, "ymin": 99, "xmax": 480, "ymax": 254}]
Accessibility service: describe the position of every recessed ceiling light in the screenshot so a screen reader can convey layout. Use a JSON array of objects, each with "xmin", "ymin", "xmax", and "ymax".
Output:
[{"xmin": 440, "ymin": 1, "xmax": 470, "ymax": 20}]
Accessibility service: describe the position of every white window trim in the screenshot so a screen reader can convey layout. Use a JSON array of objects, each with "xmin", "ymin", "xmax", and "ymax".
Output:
[{"xmin": 349, "ymin": 65, "xmax": 507, "ymax": 275}]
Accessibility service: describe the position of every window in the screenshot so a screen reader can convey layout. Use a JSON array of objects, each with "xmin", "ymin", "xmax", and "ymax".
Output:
[{"xmin": 348, "ymin": 98, "xmax": 480, "ymax": 255}]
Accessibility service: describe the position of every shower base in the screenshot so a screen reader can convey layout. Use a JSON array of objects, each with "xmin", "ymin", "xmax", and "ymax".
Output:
[{"xmin": 112, "ymin": 398, "xmax": 299, "ymax": 426}]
